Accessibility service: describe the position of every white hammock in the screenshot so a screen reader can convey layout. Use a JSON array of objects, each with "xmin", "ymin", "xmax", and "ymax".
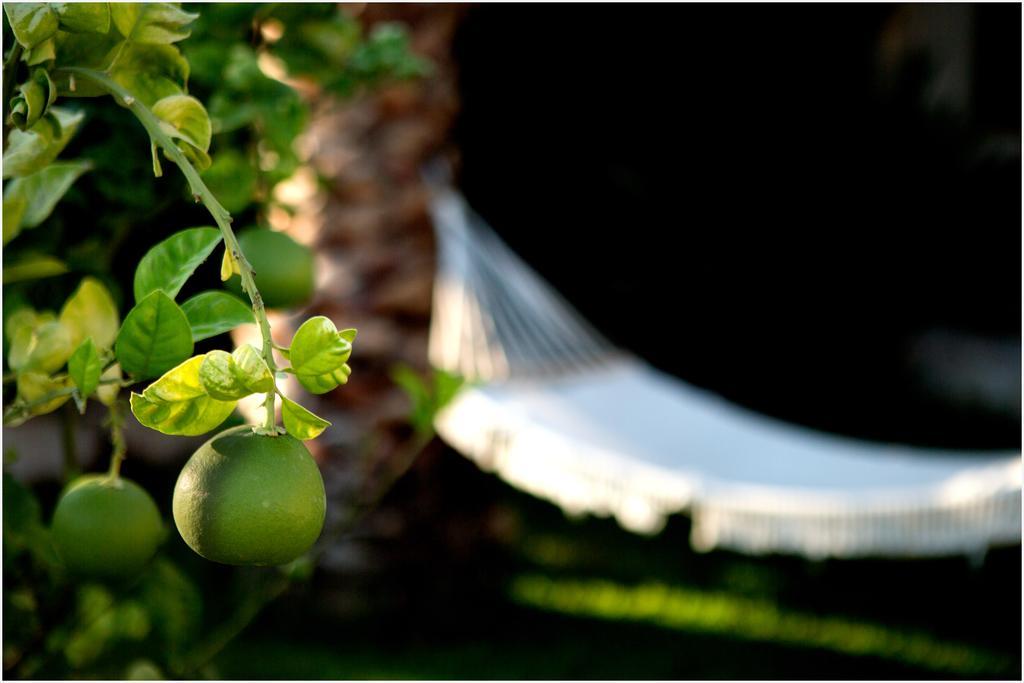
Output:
[{"xmin": 426, "ymin": 183, "xmax": 1022, "ymax": 559}]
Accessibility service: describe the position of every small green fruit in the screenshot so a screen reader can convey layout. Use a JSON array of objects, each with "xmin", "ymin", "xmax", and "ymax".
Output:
[
  {"xmin": 172, "ymin": 426, "xmax": 326, "ymax": 566},
  {"xmin": 52, "ymin": 475, "xmax": 164, "ymax": 580},
  {"xmin": 227, "ymin": 229, "xmax": 315, "ymax": 309}
]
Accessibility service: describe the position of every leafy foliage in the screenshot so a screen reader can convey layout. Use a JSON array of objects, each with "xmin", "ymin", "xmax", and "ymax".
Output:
[
  {"xmin": 3, "ymin": 3, "xmax": 428, "ymax": 678},
  {"xmin": 3, "ymin": 1, "xmax": 426, "ymax": 439},
  {"xmin": 3, "ymin": 106, "xmax": 83, "ymax": 178},
  {"xmin": 4, "ymin": 159, "xmax": 91, "ymax": 239}
]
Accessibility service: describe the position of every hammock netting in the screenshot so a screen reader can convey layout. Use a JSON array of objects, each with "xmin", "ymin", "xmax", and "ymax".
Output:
[{"xmin": 426, "ymin": 184, "xmax": 1021, "ymax": 559}]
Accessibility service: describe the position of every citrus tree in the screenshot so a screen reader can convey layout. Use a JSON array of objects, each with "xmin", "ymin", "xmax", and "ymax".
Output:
[{"xmin": 3, "ymin": 3, "xmax": 429, "ymax": 677}]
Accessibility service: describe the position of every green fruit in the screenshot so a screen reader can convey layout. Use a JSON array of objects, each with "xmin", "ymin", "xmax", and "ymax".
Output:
[
  {"xmin": 51, "ymin": 475, "xmax": 164, "ymax": 580},
  {"xmin": 172, "ymin": 426, "xmax": 326, "ymax": 566},
  {"xmin": 227, "ymin": 229, "xmax": 315, "ymax": 309}
]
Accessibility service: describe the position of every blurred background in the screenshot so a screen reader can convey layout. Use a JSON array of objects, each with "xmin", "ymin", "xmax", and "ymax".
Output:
[{"xmin": 4, "ymin": 3, "xmax": 1021, "ymax": 679}]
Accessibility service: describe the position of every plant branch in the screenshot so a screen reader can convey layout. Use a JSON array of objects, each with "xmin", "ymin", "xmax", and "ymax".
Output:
[
  {"xmin": 2, "ymin": 377, "xmax": 132, "ymax": 427},
  {"xmin": 106, "ymin": 399, "xmax": 127, "ymax": 479},
  {"xmin": 56, "ymin": 67, "xmax": 280, "ymax": 433}
]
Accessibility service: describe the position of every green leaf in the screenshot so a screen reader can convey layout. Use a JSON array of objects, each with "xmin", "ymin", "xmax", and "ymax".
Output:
[
  {"xmin": 2, "ymin": 254, "xmax": 69, "ymax": 284},
  {"xmin": 9, "ymin": 68, "xmax": 57, "ymax": 130},
  {"xmin": 111, "ymin": 3, "xmax": 197, "ymax": 44},
  {"xmin": 130, "ymin": 355, "xmax": 236, "ymax": 436},
  {"xmin": 12, "ymin": 372, "xmax": 72, "ymax": 424},
  {"xmin": 296, "ymin": 363, "xmax": 351, "ymax": 395},
  {"xmin": 68, "ymin": 338, "xmax": 102, "ymax": 400},
  {"xmin": 95, "ymin": 363, "xmax": 122, "ymax": 406},
  {"xmin": 152, "ymin": 94, "xmax": 211, "ymax": 151},
  {"xmin": 7, "ymin": 318, "xmax": 72, "ymax": 373},
  {"xmin": 152, "ymin": 94, "xmax": 212, "ymax": 170},
  {"xmin": 3, "ymin": 107, "xmax": 85, "ymax": 179},
  {"xmin": 52, "ymin": 31, "xmax": 120, "ymax": 94},
  {"xmin": 231, "ymin": 344, "xmax": 274, "ymax": 393},
  {"xmin": 3, "ymin": 193, "xmax": 28, "ymax": 245},
  {"xmin": 2, "ymin": 160, "xmax": 92, "ymax": 233},
  {"xmin": 179, "ymin": 291, "xmax": 253, "ymax": 342},
  {"xmin": 59, "ymin": 277, "xmax": 120, "ymax": 349},
  {"xmin": 52, "ymin": 3, "xmax": 111, "ymax": 33},
  {"xmin": 290, "ymin": 317, "xmax": 353, "ymax": 374},
  {"xmin": 280, "ymin": 395, "xmax": 330, "ymax": 440},
  {"xmin": 107, "ymin": 42, "xmax": 190, "ymax": 107},
  {"xmin": 432, "ymin": 368, "xmax": 466, "ymax": 412},
  {"xmin": 195, "ymin": 350, "xmax": 238, "ymax": 400},
  {"xmin": 133, "ymin": 227, "xmax": 221, "ymax": 302},
  {"xmin": 7, "ymin": 323, "xmax": 41, "ymax": 370},
  {"xmin": 4, "ymin": 308, "xmax": 51, "ymax": 343},
  {"xmin": 24, "ymin": 37, "xmax": 55, "ymax": 65},
  {"xmin": 197, "ymin": 345, "xmax": 273, "ymax": 400},
  {"xmin": 3, "ymin": 3, "xmax": 59, "ymax": 48},
  {"xmin": 115, "ymin": 290, "xmax": 194, "ymax": 380},
  {"xmin": 289, "ymin": 316, "xmax": 354, "ymax": 394}
]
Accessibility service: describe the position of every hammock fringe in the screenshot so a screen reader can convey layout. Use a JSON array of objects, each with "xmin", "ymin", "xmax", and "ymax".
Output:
[{"xmin": 426, "ymin": 179, "xmax": 1022, "ymax": 559}]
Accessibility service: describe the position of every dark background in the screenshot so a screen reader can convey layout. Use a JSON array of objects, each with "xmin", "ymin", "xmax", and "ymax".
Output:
[{"xmin": 453, "ymin": 3, "xmax": 1022, "ymax": 449}]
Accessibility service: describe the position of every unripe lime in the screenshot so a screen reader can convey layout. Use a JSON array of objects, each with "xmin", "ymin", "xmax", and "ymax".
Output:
[
  {"xmin": 51, "ymin": 475, "xmax": 164, "ymax": 580},
  {"xmin": 227, "ymin": 229, "xmax": 315, "ymax": 309},
  {"xmin": 172, "ymin": 426, "xmax": 326, "ymax": 566}
]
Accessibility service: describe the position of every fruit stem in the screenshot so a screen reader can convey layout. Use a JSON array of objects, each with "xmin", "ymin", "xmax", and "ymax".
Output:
[
  {"xmin": 261, "ymin": 391, "xmax": 276, "ymax": 432},
  {"xmin": 57, "ymin": 67, "xmax": 281, "ymax": 434},
  {"xmin": 107, "ymin": 400, "xmax": 127, "ymax": 480}
]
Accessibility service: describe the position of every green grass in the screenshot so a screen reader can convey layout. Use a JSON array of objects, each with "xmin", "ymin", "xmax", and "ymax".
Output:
[{"xmin": 508, "ymin": 574, "xmax": 1013, "ymax": 677}]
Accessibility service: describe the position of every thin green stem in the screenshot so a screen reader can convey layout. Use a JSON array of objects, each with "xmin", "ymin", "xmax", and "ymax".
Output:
[
  {"xmin": 56, "ymin": 67, "xmax": 280, "ymax": 433},
  {"xmin": 106, "ymin": 399, "xmax": 127, "ymax": 479},
  {"xmin": 262, "ymin": 391, "xmax": 276, "ymax": 431},
  {"xmin": 2, "ymin": 377, "xmax": 132, "ymax": 427}
]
